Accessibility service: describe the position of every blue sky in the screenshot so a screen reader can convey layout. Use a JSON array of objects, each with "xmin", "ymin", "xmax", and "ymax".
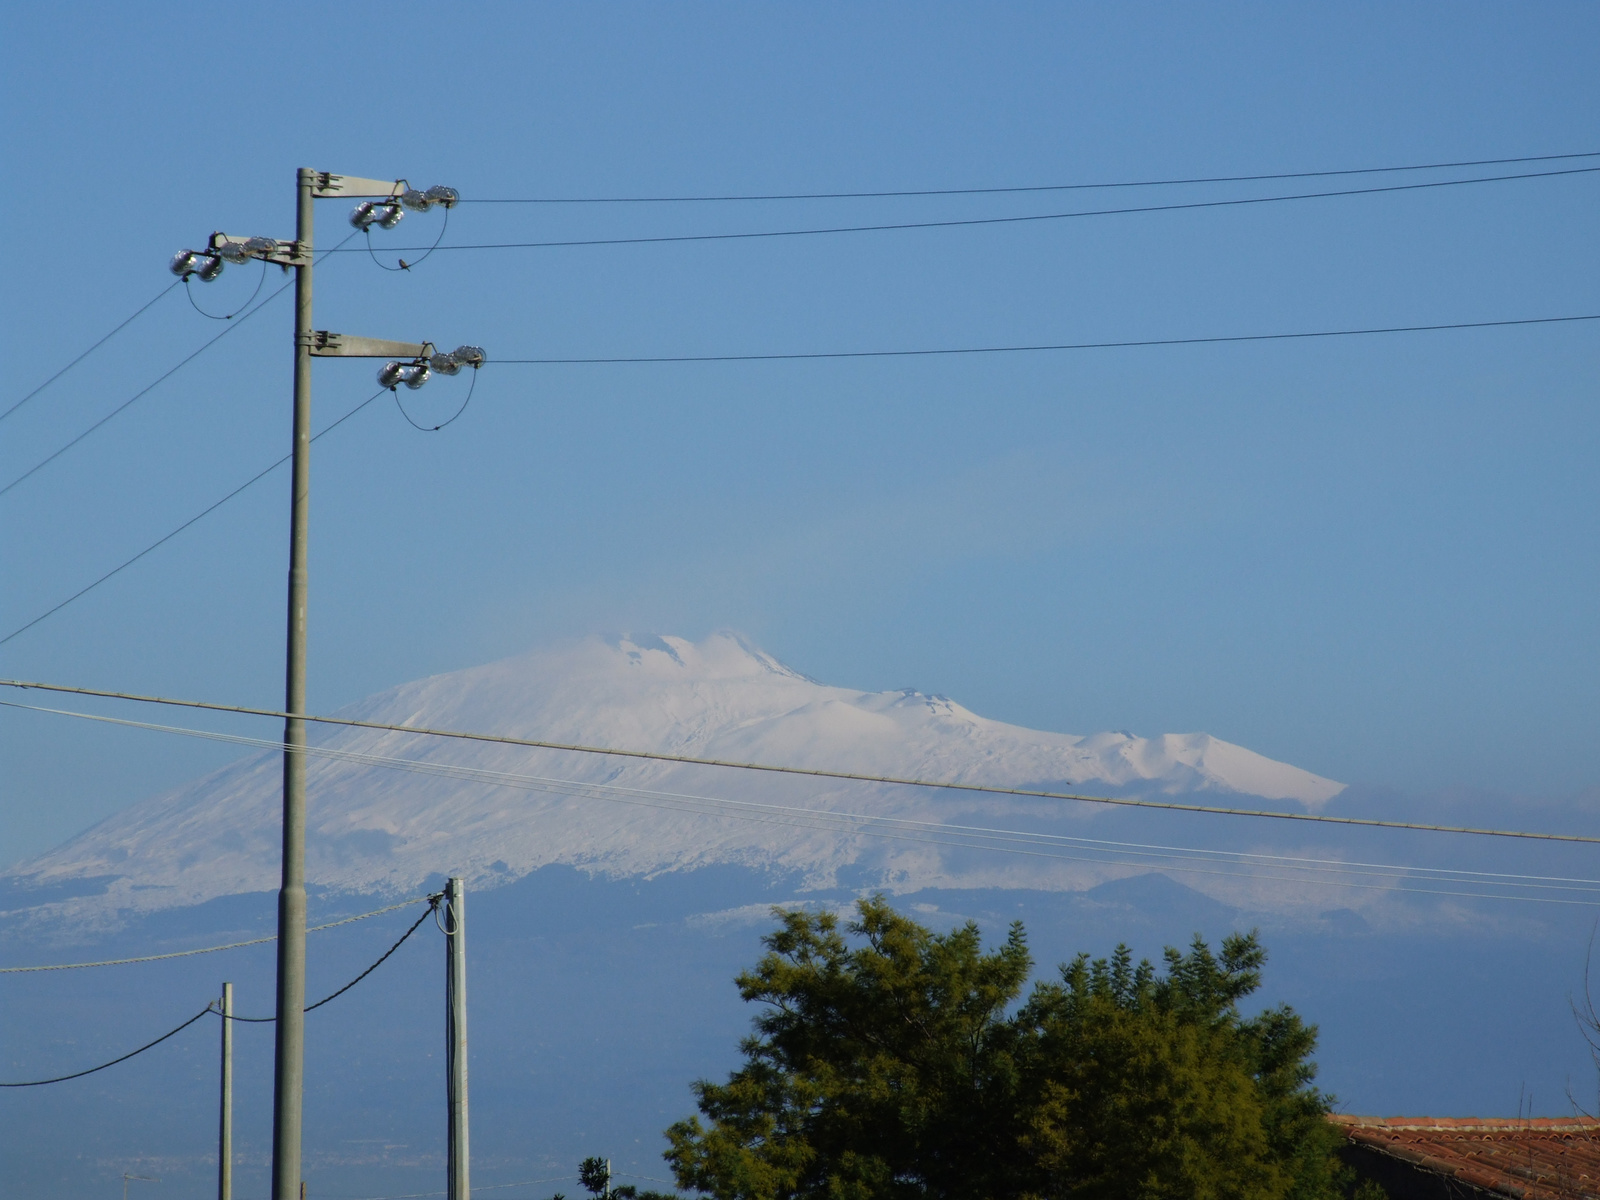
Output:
[{"xmin": 2, "ymin": 1, "xmax": 1597, "ymax": 861}]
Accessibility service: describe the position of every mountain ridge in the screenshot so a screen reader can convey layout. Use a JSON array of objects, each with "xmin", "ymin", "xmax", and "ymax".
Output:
[{"xmin": 3, "ymin": 632, "xmax": 1344, "ymax": 927}]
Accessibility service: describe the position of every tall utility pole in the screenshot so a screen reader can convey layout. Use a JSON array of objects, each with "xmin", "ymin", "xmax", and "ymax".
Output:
[
  {"xmin": 271, "ymin": 165, "xmax": 317, "ymax": 1200},
  {"xmin": 171, "ymin": 170, "xmax": 472, "ymax": 1200},
  {"xmin": 446, "ymin": 877, "xmax": 470, "ymax": 1200},
  {"xmin": 219, "ymin": 982, "xmax": 234, "ymax": 1200}
]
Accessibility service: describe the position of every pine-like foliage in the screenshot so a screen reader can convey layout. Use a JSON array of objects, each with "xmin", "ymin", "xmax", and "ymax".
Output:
[{"xmin": 665, "ymin": 897, "xmax": 1349, "ymax": 1200}]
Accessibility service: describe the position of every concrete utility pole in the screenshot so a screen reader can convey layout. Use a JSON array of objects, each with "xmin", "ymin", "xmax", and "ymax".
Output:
[
  {"xmin": 172, "ymin": 168, "xmax": 471, "ymax": 1200},
  {"xmin": 219, "ymin": 982, "xmax": 233, "ymax": 1200},
  {"xmin": 270, "ymin": 165, "xmax": 317, "ymax": 1200},
  {"xmin": 446, "ymin": 877, "xmax": 471, "ymax": 1200}
]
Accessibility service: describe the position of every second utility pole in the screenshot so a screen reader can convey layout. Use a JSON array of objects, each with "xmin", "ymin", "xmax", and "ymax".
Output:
[
  {"xmin": 446, "ymin": 877, "xmax": 470, "ymax": 1200},
  {"xmin": 272, "ymin": 165, "xmax": 317, "ymax": 1200},
  {"xmin": 220, "ymin": 981, "xmax": 233, "ymax": 1200}
]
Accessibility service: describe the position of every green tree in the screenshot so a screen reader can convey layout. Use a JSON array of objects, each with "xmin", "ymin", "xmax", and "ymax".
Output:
[
  {"xmin": 665, "ymin": 896, "xmax": 1349, "ymax": 1200},
  {"xmin": 1016, "ymin": 937, "xmax": 1346, "ymax": 1200}
]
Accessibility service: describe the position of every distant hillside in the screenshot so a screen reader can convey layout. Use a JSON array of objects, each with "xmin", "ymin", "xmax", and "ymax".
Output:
[{"xmin": 3, "ymin": 632, "xmax": 1342, "ymax": 926}]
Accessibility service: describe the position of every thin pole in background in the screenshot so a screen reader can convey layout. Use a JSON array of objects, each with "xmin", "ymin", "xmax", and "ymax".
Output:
[
  {"xmin": 219, "ymin": 981, "xmax": 233, "ymax": 1200},
  {"xmin": 446, "ymin": 877, "xmax": 470, "ymax": 1200}
]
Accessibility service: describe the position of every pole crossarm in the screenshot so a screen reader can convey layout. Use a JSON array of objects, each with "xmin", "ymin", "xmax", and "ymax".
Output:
[
  {"xmin": 308, "ymin": 332, "xmax": 433, "ymax": 359},
  {"xmin": 162, "ymin": 164, "xmax": 461, "ymax": 1200},
  {"xmin": 311, "ymin": 173, "xmax": 406, "ymax": 199}
]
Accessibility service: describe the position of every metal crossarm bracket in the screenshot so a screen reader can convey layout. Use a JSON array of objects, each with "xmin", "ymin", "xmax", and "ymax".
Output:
[
  {"xmin": 208, "ymin": 233, "xmax": 306, "ymax": 267},
  {"xmin": 308, "ymin": 332, "xmax": 432, "ymax": 359},
  {"xmin": 310, "ymin": 173, "xmax": 406, "ymax": 199}
]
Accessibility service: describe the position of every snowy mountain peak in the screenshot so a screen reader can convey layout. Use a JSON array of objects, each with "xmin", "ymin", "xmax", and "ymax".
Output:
[
  {"xmin": 614, "ymin": 631, "xmax": 808, "ymax": 681},
  {"xmin": 5, "ymin": 633, "xmax": 1343, "ymax": 926}
]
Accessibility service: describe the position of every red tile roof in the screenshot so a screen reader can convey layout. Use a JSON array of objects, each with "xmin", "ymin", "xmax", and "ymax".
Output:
[{"xmin": 1333, "ymin": 1116, "xmax": 1600, "ymax": 1199}]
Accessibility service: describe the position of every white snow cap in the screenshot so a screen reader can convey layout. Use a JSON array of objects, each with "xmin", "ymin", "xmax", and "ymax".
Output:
[{"xmin": 7, "ymin": 632, "xmax": 1342, "ymax": 924}]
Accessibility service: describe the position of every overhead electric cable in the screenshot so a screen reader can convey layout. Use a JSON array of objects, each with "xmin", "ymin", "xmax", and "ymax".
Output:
[
  {"xmin": 0, "ymin": 896, "xmax": 438, "ymax": 1085},
  {"xmin": 0, "ymin": 281, "xmax": 182, "ymax": 425},
  {"xmin": 0, "ymin": 1006, "xmax": 213, "ymax": 1087},
  {"xmin": 11, "ymin": 310, "xmax": 1586, "ymax": 648},
  {"xmin": 0, "ymin": 387, "xmax": 386, "ymax": 647},
  {"xmin": 185, "ymin": 259, "xmax": 267, "ymax": 320},
  {"xmin": 464, "ymin": 150, "xmax": 1600, "ymax": 203},
  {"xmin": 347, "ymin": 166, "xmax": 1600, "ymax": 255},
  {"xmin": 0, "ymin": 276, "xmax": 290, "ymax": 499},
  {"xmin": 0, "ymin": 231, "xmax": 358, "ymax": 499},
  {"xmin": 326, "ymin": 1177, "xmax": 576, "ymax": 1200},
  {"xmin": 1, "ymin": 679, "xmax": 1595, "ymax": 847},
  {"xmin": 490, "ymin": 313, "xmax": 1600, "ymax": 366},
  {"xmin": 0, "ymin": 895, "xmax": 434, "ymax": 973},
  {"xmin": 3, "ymin": 698, "xmax": 1592, "ymax": 904},
  {"xmin": 0, "ymin": 698, "xmax": 1590, "ymax": 906},
  {"xmin": 224, "ymin": 896, "xmax": 440, "ymax": 1021}
]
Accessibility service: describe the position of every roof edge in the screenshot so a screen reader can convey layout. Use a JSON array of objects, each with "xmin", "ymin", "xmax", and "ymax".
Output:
[{"xmin": 1333, "ymin": 1115, "xmax": 1600, "ymax": 1131}]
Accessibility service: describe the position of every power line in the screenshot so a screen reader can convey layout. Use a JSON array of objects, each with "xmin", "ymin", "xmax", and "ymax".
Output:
[
  {"xmin": 0, "ymin": 230, "xmax": 359, "ymax": 500},
  {"xmin": 462, "ymin": 150, "xmax": 1600, "ymax": 203},
  {"xmin": 12, "ymin": 310, "xmax": 1584, "ymax": 650},
  {"xmin": 326, "ymin": 1177, "xmax": 576, "ymax": 1200},
  {"xmin": 225, "ymin": 897, "xmax": 440, "ymax": 1021},
  {"xmin": 0, "ymin": 279, "xmax": 289, "ymax": 499},
  {"xmin": 342, "ymin": 166, "xmax": 1600, "ymax": 255},
  {"xmin": 0, "ymin": 895, "xmax": 435, "ymax": 973},
  {"xmin": 0, "ymin": 1006, "xmax": 213, "ymax": 1088},
  {"xmin": 12, "ymin": 699, "xmax": 1596, "ymax": 890},
  {"xmin": 0, "ymin": 281, "xmax": 182, "ymax": 425},
  {"xmin": 0, "ymin": 896, "xmax": 440, "ymax": 1085},
  {"xmin": 2, "ymin": 678, "xmax": 1596, "ymax": 847},
  {"xmin": 488, "ymin": 313, "xmax": 1600, "ymax": 366},
  {"xmin": 0, "ymin": 387, "xmax": 385, "ymax": 647},
  {"xmin": 5, "ymin": 697, "xmax": 1591, "ymax": 905}
]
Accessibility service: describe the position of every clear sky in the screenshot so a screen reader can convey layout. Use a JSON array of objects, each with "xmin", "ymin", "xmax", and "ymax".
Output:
[{"xmin": 2, "ymin": 1, "xmax": 1597, "ymax": 862}]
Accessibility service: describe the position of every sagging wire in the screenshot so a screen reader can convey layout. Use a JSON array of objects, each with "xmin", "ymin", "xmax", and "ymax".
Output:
[
  {"xmin": 0, "ymin": 895, "xmax": 437, "ymax": 973},
  {"xmin": 184, "ymin": 258, "xmax": 268, "ymax": 319},
  {"xmin": 0, "ymin": 1006, "xmax": 215, "ymax": 1088},
  {"xmin": 325, "ymin": 1177, "xmax": 578, "ymax": 1200},
  {"xmin": 0, "ymin": 895, "xmax": 442, "ymax": 1085},
  {"xmin": 395, "ymin": 364, "xmax": 477, "ymax": 431},
  {"xmin": 366, "ymin": 205, "xmax": 450, "ymax": 272},
  {"xmin": 227, "ymin": 893, "xmax": 442, "ymax": 1021}
]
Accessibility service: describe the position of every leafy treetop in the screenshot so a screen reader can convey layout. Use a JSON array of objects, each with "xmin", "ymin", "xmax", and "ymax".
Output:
[{"xmin": 665, "ymin": 896, "xmax": 1357, "ymax": 1200}]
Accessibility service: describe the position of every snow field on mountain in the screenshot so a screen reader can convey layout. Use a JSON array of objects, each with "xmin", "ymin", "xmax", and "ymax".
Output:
[{"xmin": 7, "ymin": 632, "xmax": 1345, "ymax": 925}]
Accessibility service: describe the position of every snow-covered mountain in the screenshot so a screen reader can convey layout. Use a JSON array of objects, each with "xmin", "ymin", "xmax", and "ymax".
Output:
[{"xmin": 5, "ymin": 632, "xmax": 1342, "ymax": 924}]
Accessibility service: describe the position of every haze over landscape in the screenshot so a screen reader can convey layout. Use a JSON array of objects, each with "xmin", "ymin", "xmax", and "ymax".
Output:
[
  {"xmin": 8, "ymin": 633, "xmax": 1348, "ymax": 924},
  {"xmin": 2, "ymin": 3, "xmax": 1597, "ymax": 1198},
  {"xmin": 4, "ymin": 633, "xmax": 1596, "ymax": 1197}
]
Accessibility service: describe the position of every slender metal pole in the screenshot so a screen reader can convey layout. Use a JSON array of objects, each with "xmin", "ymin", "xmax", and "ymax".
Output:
[
  {"xmin": 220, "ymin": 982, "xmax": 233, "ymax": 1200},
  {"xmin": 446, "ymin": 877, "xmax": 470, "ymax": 1200},
  {"xmin": 271, "ymin": 166, "xmax": 316, "ymax": 1200}
]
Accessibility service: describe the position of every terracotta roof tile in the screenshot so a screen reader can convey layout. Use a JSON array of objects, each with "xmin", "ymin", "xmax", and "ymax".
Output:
[{"xmin": 1332, "ymin": 1115, "xmax": 1600, "ymax": 1199}]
